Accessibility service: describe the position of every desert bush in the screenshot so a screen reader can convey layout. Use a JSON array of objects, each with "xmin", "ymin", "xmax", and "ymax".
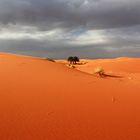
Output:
[
  {"xmin": 44, "ymin": 57, "xmax": 55, "ymax": 62},
  {"xmin": 67, "ymin": 56, "xmax": 74, "ymax": 64},
  {"xmin": 94, "ymin": 67, "xmax": 105, "ymax": 77},
  {"xmin": 67, "ymin": 56, "xmax": 80, "ymax": 64},
  {"xmin": 73, "ymin": 56, "xmax": 80, "ymax": 64}
]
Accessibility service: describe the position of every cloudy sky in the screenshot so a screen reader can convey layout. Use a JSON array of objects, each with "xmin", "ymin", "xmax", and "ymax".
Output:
[{"xmin": 0, "ymin": 0, "xmax": 140, "ymax": 58}]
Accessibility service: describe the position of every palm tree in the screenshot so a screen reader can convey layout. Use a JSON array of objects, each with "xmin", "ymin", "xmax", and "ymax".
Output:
[
  {"xmin": 67, "ymin": 56, "xmax": 80, "ymax": 64},
  {"xmin": 73, "ymin": 56, "xmax": 80, "ymax": 64},
  {"xmin": 67, "ymin": 56, "xmax": 74, "ymax": 64}
]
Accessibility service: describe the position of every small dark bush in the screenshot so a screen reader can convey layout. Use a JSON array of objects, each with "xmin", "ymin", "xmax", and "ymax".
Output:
[
  {"xmin": 67, "ymin": 56, "xmax": 80, "ymax": 64},
  {"xmin": 44, "ymin": 57, "xmax": 55, "ymax": 62}
]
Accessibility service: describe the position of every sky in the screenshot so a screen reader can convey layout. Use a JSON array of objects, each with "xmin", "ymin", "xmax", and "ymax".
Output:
[{"xmin": 0, "ymin": 0, "xmax": 140, "ymax": 59}]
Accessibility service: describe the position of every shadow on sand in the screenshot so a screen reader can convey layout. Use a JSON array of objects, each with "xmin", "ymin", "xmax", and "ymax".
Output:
[
  {"xmin": 71, "ymin": 62, "xmax": 88, "ymax": 65},
  {"xmin": 98, "ymin": 73, "xmax": 123, "ymax": 78}
]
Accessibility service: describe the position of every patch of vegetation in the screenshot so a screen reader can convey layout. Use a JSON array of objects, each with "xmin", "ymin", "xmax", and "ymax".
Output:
[
  {"xmin": 67, "ymin": 56, "xmax": 73, "ymax": 64},
  {"xmin": 94, "ymin": 67, "xmax": 105, "ymax": 77},
  {"xmin": 67, "ymin": 56, "xmax": 80, "ymax": 64},
  {"xmin": 44, "ymin": 57, "xmax": 55, "ymax": 62}
]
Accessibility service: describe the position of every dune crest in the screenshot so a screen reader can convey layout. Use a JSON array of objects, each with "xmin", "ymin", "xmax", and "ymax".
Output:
[{"xmin": 0, "ymin": 53, "xmax": 140, "ymax": 140}]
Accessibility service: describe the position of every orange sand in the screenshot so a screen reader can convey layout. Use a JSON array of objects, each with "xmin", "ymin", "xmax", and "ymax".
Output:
[{"xmin": 0, "ymin": 53, "xmax": 140, "ymax": 140}]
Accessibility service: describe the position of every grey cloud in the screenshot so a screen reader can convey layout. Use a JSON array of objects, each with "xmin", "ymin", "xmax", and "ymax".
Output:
[
  {"xmin": 0, "ymin": 0, "xmax": 140, "ymax": 58},
  {"xmin": 0, "ymin": 31, "xmax": 140, "ymax": 59},
  {"xmin": 0, "ymin": 0, "xmax": 140, "ymax": 30}
]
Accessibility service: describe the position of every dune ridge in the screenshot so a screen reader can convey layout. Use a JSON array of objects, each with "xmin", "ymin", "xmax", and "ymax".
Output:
[{"xmin": 0, "ymin": 53, "xmax": 140, "ymax": 140}]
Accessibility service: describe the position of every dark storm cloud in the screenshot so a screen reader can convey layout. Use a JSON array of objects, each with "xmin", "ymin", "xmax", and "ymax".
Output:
[
  {"xmin": 0, "ymin": 0, "xmax": 140, "ymax": 30},
  {"xmin": 0, "ymin": 31, "xmax": 140, "ymax": 59},
  {"xmin": 0, "ymin": 0, "xmax": 140, "ymax": 58}
]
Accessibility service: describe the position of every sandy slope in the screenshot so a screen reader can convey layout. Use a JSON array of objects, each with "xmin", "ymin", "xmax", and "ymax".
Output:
[{"xmin": 0, "ymin": 53, "xmax": 140, "ymax": 140}]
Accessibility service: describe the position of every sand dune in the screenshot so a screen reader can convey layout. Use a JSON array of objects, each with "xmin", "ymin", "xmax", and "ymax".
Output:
[{"xmin": 0, "ymin": 53, "xmax": 140, "ymax": 140}]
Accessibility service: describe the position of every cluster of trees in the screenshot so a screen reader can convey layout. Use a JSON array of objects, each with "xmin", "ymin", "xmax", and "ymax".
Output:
[{"xmin": 67, "ymin": 56, "xmax": 80, "ymax": 64}]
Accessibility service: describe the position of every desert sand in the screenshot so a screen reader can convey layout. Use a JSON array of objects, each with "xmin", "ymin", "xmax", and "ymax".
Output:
[{"xmin": 0, "ymin": 53, "xmax": 140, "ymax": 140}]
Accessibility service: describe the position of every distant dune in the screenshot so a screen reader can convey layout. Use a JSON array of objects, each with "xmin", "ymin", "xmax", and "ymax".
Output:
[{"xmin": 0, "ymin": 53, "xmax": 140, "ymax": 140}]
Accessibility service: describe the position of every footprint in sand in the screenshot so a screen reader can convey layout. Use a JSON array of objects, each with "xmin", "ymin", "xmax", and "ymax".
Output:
[{"xmin": 112, "ymin": 97, "xmax": 118, "ymax": 103}]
